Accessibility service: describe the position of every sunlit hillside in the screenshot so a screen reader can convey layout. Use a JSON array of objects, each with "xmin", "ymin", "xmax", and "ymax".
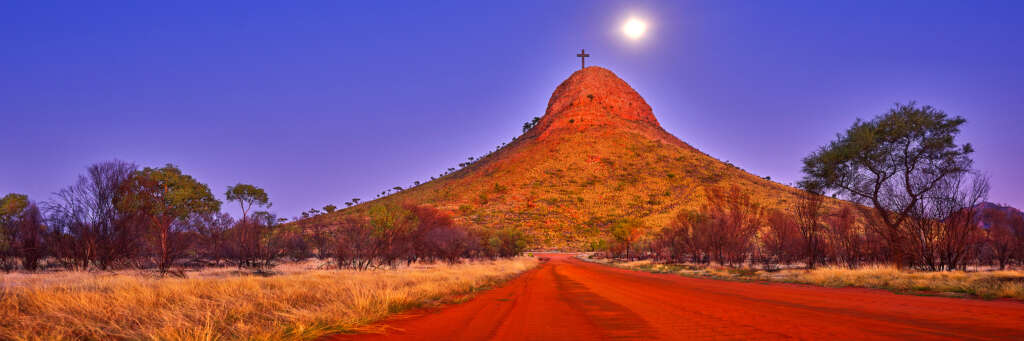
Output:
[{"xmin": 319, "ymin": 67, "xmax": 814, "ymax": 249}]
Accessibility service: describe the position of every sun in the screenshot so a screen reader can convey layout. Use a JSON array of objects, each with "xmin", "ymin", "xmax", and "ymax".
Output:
[{"xmin": 622, "ymin": 17, "xmax": 647, "ymax": 40}]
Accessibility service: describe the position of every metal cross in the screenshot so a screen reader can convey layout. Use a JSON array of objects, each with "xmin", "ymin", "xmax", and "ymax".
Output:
[{"xmin": 576, "ymin": 49, "xmax": 590, "ymax": 69}]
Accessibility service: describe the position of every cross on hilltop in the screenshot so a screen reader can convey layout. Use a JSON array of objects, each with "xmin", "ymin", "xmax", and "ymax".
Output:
[{"xmin": 576, "ymin": 49, "xmax": 590, "ymax": 69}]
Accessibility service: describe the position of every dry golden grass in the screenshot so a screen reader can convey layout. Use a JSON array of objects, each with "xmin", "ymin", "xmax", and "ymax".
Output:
[
  {"xmin": 588, "ymin": 257, "xmax": 1024, "ymax": 300},
  {"xmin": 0, "ymin": 257, "xmax": 538, "ymax": 340},
  {"xmin": 777, "ymin": 265, "xmax": 1024, "ymax": 299}
]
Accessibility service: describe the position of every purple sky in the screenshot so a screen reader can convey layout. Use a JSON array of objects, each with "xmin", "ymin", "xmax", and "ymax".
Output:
[{"xmin": 2, "ymin": 1, "xmax": 1022, "ymax": 219}]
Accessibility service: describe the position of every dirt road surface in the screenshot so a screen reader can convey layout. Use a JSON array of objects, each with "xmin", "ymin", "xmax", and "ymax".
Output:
[{"xmin": 332, "ymin": 254, "xmax": 1024, "ymax": 340}]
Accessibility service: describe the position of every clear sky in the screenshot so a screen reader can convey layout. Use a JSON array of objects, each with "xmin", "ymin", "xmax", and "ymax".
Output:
[{"xmin": 2, "ymin": 1, "xmax": 1022, "ymax": 219}]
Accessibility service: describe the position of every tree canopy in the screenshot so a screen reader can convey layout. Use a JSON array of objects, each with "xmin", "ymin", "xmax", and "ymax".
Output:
[
  {"xmin": 225, "ymin": 183, "xmax": 270, "ymax": 220},
  {"xmin": 117, "ymin": 164, "xmax": 221, "ymax": 272},
  {"xmin": 0, "ymin": 193, "xmax": 29, "ymax": 222}
]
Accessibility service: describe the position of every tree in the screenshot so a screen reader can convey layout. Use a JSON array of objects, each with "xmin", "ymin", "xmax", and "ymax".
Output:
[
  {"xmin": 794, "ymin": 189, "xmax": 826, "ymax": 269},
  {"xmin": 0, "ymin": 193, "xmax": 30, "ymax": 271},
  {"xmin": 906, "ymin": 173, "xmax": 988, "ymax": 270},
  {"xmin": 117, "ymin": 164, "xmax": 221, "ymax": 274},
  {"xmin": 611, "ymin": 219, "xmax": 645, "ymax": 260},
  {"xmin": 368, "ymin": 203, "xmax": 419, "ymax": 267},
  {"xmin": 0, "ymin": 195, "xmax": 44, "ymax": 271},
  {"xmin": 800, "ymin": 103, "xmax": 973, "ymax": 269},
  {"xmin": 352, "ymin": 198, "xmax": 361, "ymax": 205},
  {"xmin": 190, "ymin": 211, "xmax": 234, "ymax": 266},
  {"xmin": 522, "ymin": 116, "xmax": 541, "ymax": 133},
  {"xmin": 45, "ymin": 160, "xmax": 142, "ymax": 270},
  {"xmin": 827, "ymin": 206, "xmax": 863, "ymax": 269},
  {"xmin": 0, "ymin": 194, "xmax": 29, "ymax": 232},
  {"xmin": 323, "ymin": 204, "xmax": 337, "ymax": 214},
  {"xmin": 701, "ymin": 186, "xmax": 764, "ymax": 267},
  {"xmin": 760, "ymin": 210, "xmax": 801, "ymax": 270},
  {"xmin": 983, "ymin": 205, "xmax": 1022, "ymax": 270},
  {"xmin": 225, "ymin": 184, "xmax": 270, "ymax": 222}
]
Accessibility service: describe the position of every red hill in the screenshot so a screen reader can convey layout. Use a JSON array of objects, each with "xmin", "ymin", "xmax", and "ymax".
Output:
[{"xmin": 327, "ymin": 66, "xmax": 808, "ymax": 249}]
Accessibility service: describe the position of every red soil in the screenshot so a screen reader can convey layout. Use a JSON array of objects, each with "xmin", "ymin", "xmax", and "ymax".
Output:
[{"xmin": 332, "ymin": 254, "xmax": 1024, "ymax": 340}]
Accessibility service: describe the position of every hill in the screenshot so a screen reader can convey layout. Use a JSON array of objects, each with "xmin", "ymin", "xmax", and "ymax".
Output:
[{"xmin": 324, "ymin": 66, "xmax": 809, "ymax": 249}]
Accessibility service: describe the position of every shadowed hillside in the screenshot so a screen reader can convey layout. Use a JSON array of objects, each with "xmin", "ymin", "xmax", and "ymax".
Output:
[{"xmin": 323, "ymin": 67, "xmax": 809, "ymax": 249}]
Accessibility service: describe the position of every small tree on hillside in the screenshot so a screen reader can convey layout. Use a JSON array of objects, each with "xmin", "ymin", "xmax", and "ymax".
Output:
[{"xmin": 522, "ymin": 116, "xmax": 541, "ymax": 133}]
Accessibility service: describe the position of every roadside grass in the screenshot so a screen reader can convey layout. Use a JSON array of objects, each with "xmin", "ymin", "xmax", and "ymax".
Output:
[
  {"xmin": 586, "ymin": 257, "xmax": 1024, "ymax": 300},
  {"xmin": 0, "ymin": 257, "xmax": 538, "ymax": 341}
]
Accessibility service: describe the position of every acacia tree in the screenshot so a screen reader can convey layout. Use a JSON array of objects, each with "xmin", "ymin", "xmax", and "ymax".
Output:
[
  {"xmin": 800, "ymin": 103, "xmax": 974, "ymax": 269},
  {"xmin": 225, "ymin": 184, "xmax": 270, "ymax": 222},
  {"xmin": 117, "ymin": 164, "xmax": 221, "ymax": 274}
]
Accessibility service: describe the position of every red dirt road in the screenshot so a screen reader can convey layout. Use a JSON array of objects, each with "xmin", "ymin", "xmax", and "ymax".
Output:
[{"xmin": 334, "ymin": 254, "xmax": 1024, "ymax": 340}]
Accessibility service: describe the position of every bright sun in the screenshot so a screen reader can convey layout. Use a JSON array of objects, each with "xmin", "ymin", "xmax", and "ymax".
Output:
[{"xmin": 622, "ymin": 18, "xmax": 647, "ymax": 40}]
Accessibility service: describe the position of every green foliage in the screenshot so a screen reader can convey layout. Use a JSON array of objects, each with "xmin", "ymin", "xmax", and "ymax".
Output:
[
  {"xmin": 0, "ymin": 193, "xmax": 27, "ymax": 254},
  {"xmin": 368, "ymin": 203, "xmax": 418, "ymax": 238},
  {"xmin": 0, "ymin": 193, "xmax": 29, "ymax": 226},
  {"xmin": 225, "ymin": 183, "xmax": 270, "ymax": 219},
  {"xmin": 800, "ymin": 102, "xmax": 972, "ymax": 196},
  {"xmin": 117, "ymin": 164, "xmax": 220, "ymax": 273},
  {"xmin": 522, "ymin": 116, "xmax": 541, "ymax": 133},
  {"xmin": 119, "ymin": 164, "xmax": 221, "ymax": 221},
  {"xmin": 322, "ymin": 204, "xmax": 337, "ymax": 213},
  {"xmin": 799, "ymin": 103, "xmax": 975, "ymax": 268}
]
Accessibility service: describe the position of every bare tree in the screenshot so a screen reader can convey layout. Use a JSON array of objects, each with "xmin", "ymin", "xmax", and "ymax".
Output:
[
  {"xmin": 983, "ymin": 204, "xmax": 1022, "ymax": 270},
  {"xmin": 700, "ymin": 186, "xmax": 763, "ymax": 267},
  {"xmin": 906, "ymin": 173, "xmax": 988, "ymax": 270},
  {"xmin": 760, "ymin": 210, "xmax": 801, "ymax": 270},
  {"xmin": 827, "ymin": 206, "xmax": 863, "ymax": 269},
  {"xmin": 190, "ymin": 211, "xmax": 234, "ymax": 266},
  {"xmin": 13, "ymin": 203, "xmax": 46, "ymax": 271},
  {"xmin": 794, "ymin": 190, "xmax": 826, "ymax": 269},
  {"xmin": 45, "ymin": 160, "xmax": 142, "ymax": 270}
]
